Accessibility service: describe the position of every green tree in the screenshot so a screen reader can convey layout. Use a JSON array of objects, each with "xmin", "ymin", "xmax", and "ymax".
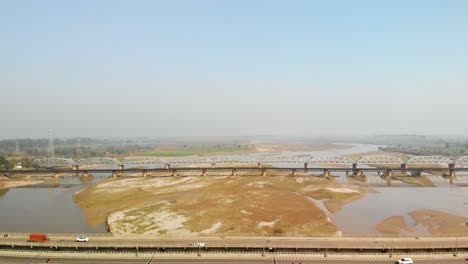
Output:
[{"xmin": 0, "ymin": 156, "xmax": 12, "ymax": 170}]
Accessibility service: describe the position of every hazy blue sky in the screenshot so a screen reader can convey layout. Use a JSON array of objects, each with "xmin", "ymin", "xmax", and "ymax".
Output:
[{"xmin": 1, "ymin": 0, "xmax": 467, "ymax": 139}]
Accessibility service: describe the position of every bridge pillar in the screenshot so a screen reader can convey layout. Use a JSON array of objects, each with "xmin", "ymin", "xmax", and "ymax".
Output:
[
  {"xmin": 345, "ymin": 170, "xmax": 350, "ymax": 176},
  {"xmin": 401, "ymin": 163, "xmax": 408, "ymax": 175},
  {"xmin": 448, "ymin": 163, "xmax": 456, "ymax": 178},
  {"xmin": 171, "ymin": 169, "xmax": 178, "ymax": 177},
  {"xmin": 54, "ymin": 171, "xmax": 60, "ymax": 178},
  {"xmin": 112, "ymin": 171, "xmax": 118, "ymax": 178},
  {"xmin": 261, "ymin": 169, "xmax": 267, "ymax": 177},
  {"xmin": 352, "ymin": 163, "xmax": 363, "ymax": 177},
  {"xmin": 231, "ymin": 169, "xmax": 237, "ymax": 176},
  {"xmin": 142, "ymin": 170, "xmax": 147, "ymax": 177},
  {"xmin": 291, "ymin": 169, "xmax": 296, "ymax": 176},
  {"xmin": 448, "ymin": 163, "xmax": 456, "ymax": 184},
  {"xmin": 72, "ymin": 165, "xmax": 79, "ymax": 176},
  {"xmin": 323, "ymin": 169, "xmax": 331, "ymax": 179},
  {"xmin": 82, "ymin": 170, "xmax": 89, "ymax": 177},
  {"xmin": 304, "ymin": 162, "xmax": 309, "ymax": 172},
  {"xmin": 202, "ymin": 169, "xmax": 207, "ymax": 176},
  {"xmin": 165, "ymin": 164, "xmax": 171, "ymax": 170},
  {"xmin": 384, "ymin": 170, "xmax": 393, "ymax": 185},
  {"xmin": 257, "ymin": 162, "xmax": 262, "ymax": 169},
  {"xmin": 211, "ymin": 163, "xmax": 216, "ymax": 169},
  {"xmin": 118, "ymin": 164, "xmax": 124, "ymax": 171}
]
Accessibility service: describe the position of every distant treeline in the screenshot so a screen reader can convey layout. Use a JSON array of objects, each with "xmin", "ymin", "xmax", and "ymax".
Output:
[
  {"xmin": 0, "ymin": 138, "xmax": 155, "ymax": 158},
  {"xmin": 0, "ymin": 138, "xmax": 254, "ymax": 161}
]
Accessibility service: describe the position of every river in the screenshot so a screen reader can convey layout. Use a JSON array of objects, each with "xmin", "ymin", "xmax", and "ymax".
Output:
[{"xmin": 0, "ymin": 143, "xmax": 467, "ymax": 235}]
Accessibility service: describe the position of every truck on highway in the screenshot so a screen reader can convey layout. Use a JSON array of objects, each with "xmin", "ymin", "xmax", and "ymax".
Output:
[{"xmin": 28, "ymin": 233, "xmax": 49, "ymax": 242}]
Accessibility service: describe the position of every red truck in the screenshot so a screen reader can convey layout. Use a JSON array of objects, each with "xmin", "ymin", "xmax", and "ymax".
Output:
[{"xmin": 28, "ymin": 233, "xmax": 49, "ymax": 242}]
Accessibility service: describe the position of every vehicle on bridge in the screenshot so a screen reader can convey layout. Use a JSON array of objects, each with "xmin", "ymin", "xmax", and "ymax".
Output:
[
  {"xmin": 75, "ymin": 236, "xmax": 89, "ymax": 242},
  {"xmin": 28, "ymin": 233, "xmax": 49, "ymax": 242},
  {"xmin": 190, "ymin": 242, "xmax": 206, "ymax": 247},
  {"xmin": 397, "ymin": 257, "xmax": 414, "ymax": 264}
]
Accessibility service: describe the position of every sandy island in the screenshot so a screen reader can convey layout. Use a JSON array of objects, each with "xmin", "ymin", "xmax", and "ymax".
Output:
[
  {"xmin": 377, "ymin": 210, "xmax": 468, "ymax": 236},
  {"xmin": 0, "ymin": 176, "xmax": 43, "ymax": 189},
  {"xmin": 73, "ymin": 173, "xmax": 370, "ymax": 236}
]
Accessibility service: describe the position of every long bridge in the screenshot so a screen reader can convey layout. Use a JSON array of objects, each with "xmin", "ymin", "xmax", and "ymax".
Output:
[
  {"xmin": 28, "ymin": 155, "xmax": 468, "ymax": 168},
  {"xmin": 2, "ymin": 155, "xmax": 468, "ymax": 182}
]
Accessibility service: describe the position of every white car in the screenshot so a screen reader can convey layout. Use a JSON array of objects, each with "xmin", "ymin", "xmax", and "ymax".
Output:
[
  {"xmin": 190, "ymin": 242, "xmax": 206, "ymax": 247},
  {"xmin": 397, "ymin": 258, "xmax": 413, "ymax": 264},
  {"xmin": 75, "ymin": 236, "xmax": 89, "ymax": 242}
]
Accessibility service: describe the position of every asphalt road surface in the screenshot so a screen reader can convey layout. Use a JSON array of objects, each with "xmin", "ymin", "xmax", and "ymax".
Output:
[
  {"xmin": 2, "ymin": 236, "xmax": 467, "ymax": 250},
  {"xmin": 0, "ymin": 256, "xmax": 467, "ymax": 264}
]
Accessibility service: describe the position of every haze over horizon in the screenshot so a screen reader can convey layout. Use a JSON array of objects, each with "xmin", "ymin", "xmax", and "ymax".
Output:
[{"xmin": 1, "ymin": 0, "xmax": 467, "ymax": 139}]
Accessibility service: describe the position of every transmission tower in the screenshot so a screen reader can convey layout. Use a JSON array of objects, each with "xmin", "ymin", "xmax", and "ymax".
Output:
[
  {"xmin": 48, "ymin": 129, "xmax": 55, "ymax": 157},
  {"xmin": 15, "ymin": 140, "xmax": 20, "ymax": 155}
]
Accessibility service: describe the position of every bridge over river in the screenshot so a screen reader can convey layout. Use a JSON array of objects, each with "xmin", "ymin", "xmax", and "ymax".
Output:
[{"xmin": 2, "ymin": 155, "xmax": 468, "ymax": 184}]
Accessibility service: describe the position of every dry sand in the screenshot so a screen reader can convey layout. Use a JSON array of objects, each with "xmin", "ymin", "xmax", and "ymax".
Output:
[
  {"xmin": 377, "ymin": 210, "xmax": 468, "ymax": 236},
  {"xmin": 74, "ymin": 175, "xmax": 367, "ymax": 236},
  {"xmin": 409, "ymin": 210, "xmax": 468, "ymax": 235},
  {"xmin": 255, "ymin": 144, "xmax": 352, "ymax": 153},
  {"xmin": 0, "ymin": 177, "xmax": 43, "ymax": 189},
  {"xmin": 376, "ymin": 216, "xmax": 414, "ymax": 234}
]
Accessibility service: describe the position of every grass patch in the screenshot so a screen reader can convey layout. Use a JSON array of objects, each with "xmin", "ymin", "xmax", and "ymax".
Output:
[
  {"xmin": 136, "ymin": 144, "xmax": 255, "ymax": 157},
  {"xmin": 306, "ymin": 189, "xmax": 360, "ymax": 201}
]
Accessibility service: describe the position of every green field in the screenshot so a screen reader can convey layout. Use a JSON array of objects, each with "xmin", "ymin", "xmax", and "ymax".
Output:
[{"xmin": 136, "ymin": 144, "xmax": 255, "ymax": 157}]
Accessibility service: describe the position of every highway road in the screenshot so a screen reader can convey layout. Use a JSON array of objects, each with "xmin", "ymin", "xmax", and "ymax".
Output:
[
  {"xmin": 2, "ymin": 235, "xmax": 468, "ymax": 250},
  {"xmin": 0, "ymin": 255, "xmax": 467, "ymax": 264}
]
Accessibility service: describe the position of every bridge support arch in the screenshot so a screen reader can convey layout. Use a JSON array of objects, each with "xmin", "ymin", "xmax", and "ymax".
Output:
[
  {"xmin": 171, "ymin": 169, "xmax": 178, "ymax": 177},
  {"xmin": 118, "ymin": 164, "xmax": 124, "ymax": 171},
  {"xmin": 142, "ymin": 170, "xmax": 148, "ymax": 177},
  {"xmin": 261, "ymin": 169, "xmax": 267, "ymax": 177},
  {"xmin": 231, "ymin": 169, "xmax": 237, "ymax": 176},
  {"xmin": 291, "ymin": 169, "xmax": 297, "ymax": 176},
  {"xmin": 202, "ymin": 169, "xmax": 207, "ymax": 176},
  {"xmin": 323, "ymin": 169, "xmax": 331, "ymax": 179}
]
